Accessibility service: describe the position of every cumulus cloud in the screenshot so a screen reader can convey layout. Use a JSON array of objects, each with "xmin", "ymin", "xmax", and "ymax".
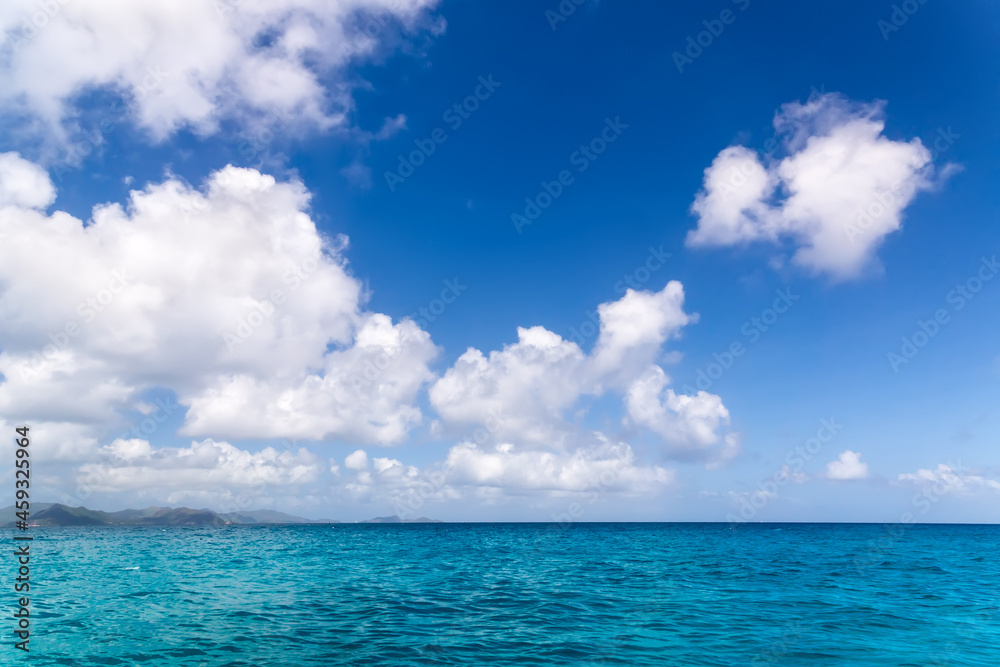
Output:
[
  {"xmin": 181, "ymin": 313, "xmax": 438, "ymax": 444},
  {"xmin": 0, "ymin": 0, "xmax": 442, "ymax": 151},
  {"xmin": 687, "ymin": 93, "xmax": 947, "ymax": 280},
  {"xmin": 0, "ymin": 157, "xmax": 736, "ymax": 506},
  {"xmin": 443, "ymin": 438, "xmax": 674, "ymax": 495},
  {"xmin": 76, "ymin": 437, "xmax": 322, "ymax": 505},
  {"xmin": 331, "ymin": 434, "xmax": 675, "ymax": 519},
  {"xmin": 589, "ymin": 281, "xmax": 692, "ymax": 388},
  {"xmin": 428, "ymin": 281, "xmax": 734, "ymax": 460},
  {"xmin": 826, "ymin": 450, "xmax": 869, "ymax": 480},
  {"xmin": 344, "ymin": 449, "xmax": 369, "ymax": 471},
  {"xmin": 0, "ymin": 157, "xmax": 436, "ymax": 447},
  {"xmin": 0, "ymin": 418, "xmax": 99, "ymax": 463},
  {"xmin": 897, "ymin": 464, "xmax": 1000, "ymax": 494},
  {"xmin": 624, "ymin": 365, "xmax": 739, "ymax": 464},
  {"xmin": 429, "ymin": 325, "xmax": 587, "ymax": 444},
  {"xmin": 0, "ymin": 151, "xmax": 55, "ymax": 208}
]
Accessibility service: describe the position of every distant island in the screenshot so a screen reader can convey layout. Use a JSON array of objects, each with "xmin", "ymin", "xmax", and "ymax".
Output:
[{"xmin": 0, "ymin": 504, "xmax": 439, "ymax": 527}]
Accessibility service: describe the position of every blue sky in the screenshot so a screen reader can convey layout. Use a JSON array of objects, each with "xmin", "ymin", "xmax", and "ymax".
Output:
[{"xmin": 0, "ymin": 0, "xmax": 998, "ymax": 521}]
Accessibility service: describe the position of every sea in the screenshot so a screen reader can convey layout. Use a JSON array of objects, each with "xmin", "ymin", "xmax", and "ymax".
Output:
[{"xmin": 3, "ymin": 522, "xmax": 999, "ymax": 666}]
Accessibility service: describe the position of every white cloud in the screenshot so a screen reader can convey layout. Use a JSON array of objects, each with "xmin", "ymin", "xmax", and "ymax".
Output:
[
  {"xmin": 0, "ymin": 418, "xmax": 99, "ymax": 462},
  {"xmin": 687, "ymin": 93, "xmax": 945, "ymax": 280},
  {"xmin": 0, "ymin": 157, "xmax": 435, "ymax": 445},
  {"xmin": 344, "ymin": 449, "xmax": 369, "ymax": 471},
  {"xmin": 181, "ymin": 313, "xmax": 438, "ymax": 444},
  {"xmin": 428, "ymin": 282, "xmax": 736, "ymax": 462},
  {"xmin": 687, "ymin": 145, "xmax": 775, "ymax": 248},
  {"xmin": 590, "ymin": 281, "xmax": 692, "ymax": 388},
  {"xmin": 0, "ymin": 156, "xmax": 738, "ymax": 508},
  {"xmin": 442, "ymin": 438, "xmax": 674, "ymax": 495},
  {"xmin": 826, "ymin": 450, "xmax": 869, "ymax": 480},
  {"xmin": 330, "ymin": 434, "xmax": 675, "ymax": 517},
  {"xmin": 624, "ymin": 365, "xmax": 738, "ymax": 464},
  {"xmin": 429, "ymin": 282, "xmax": 720, "ymax": 446},
  {"xmin": 897, "ymin": 464, "xmax": 1000, "ymax": 494},
  {"xmin": 428, "ymin": 325, "xmax": 586, "ymax": 444},
  {"xmin": 0, "ymin": 0, "xmax": 442, "ymax": 150},
  {"xmin": 373, "ymin": 456, "xmax": 402, "ymax": 474},
  {"xmin": 0, "ymin": 151, "xmax": 55, "ymax": 208},
  {"xmin": 77, "ymin": 437, "xmax": 322, "ymax": 505}
]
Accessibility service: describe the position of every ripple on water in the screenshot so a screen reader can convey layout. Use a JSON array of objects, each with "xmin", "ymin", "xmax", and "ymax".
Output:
[{"xmin": 8, "ymin": 523, "xmax": 1000, "ymax": 666}]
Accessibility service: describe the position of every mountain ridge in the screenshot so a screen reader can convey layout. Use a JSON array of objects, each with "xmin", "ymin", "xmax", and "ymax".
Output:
[
  {"xmin": 0, "ymin": 503, "xmax": 338, "ymax": 527},
  {"xmin": 0, "ymin": 505, "xmax": 441, "ymax": 527}
]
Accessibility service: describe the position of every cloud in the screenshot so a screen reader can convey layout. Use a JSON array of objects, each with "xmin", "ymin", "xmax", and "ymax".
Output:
[
  {"xmin": 0, "ymin": 0, "xmax": 442, "ymax": 151},
  {"xmin": 897, "ymin": 464, "xmax": 1000, "ymax": 494},
  {"xmin": 624, "ymin": 365, "xmax": 739, "ymax": 465},
  {"xmin": 589, "ymin": 281, "xmax": 692, "ymax": 388},
  {"xmin": 442, "ymin": 438, "xmax": 674, "ymax": 495},
  {"xmin": 344, "ymin": 449, "xmax": 369, "ymax": 471},
  {"xmin": 0, "ymin": 151, "xmax": 55, "ymax": 208},
  {"xmin": 332, "ymin": 434, "xmax": 675, "ymax": 516},
  {"xmin": 76, "ymin": 437, "xmax": 322, "ymax": 505},
  {"xmin": 0, "ymin": 156, "xmax": 436, "ymax": 445},
  {"xmin": 428, "ymin": 282, "xmax": 733, "ymax": 459},
  {"xmin": 374, "ymin": 113, "xmax": 408, "ymax": 140},
  {"xmin": 826, "ymin": 450, "xmax": 869, "ymax": 480},
  {"xmin": 0, "ymin": 156, "xmax": 735, "ymax": 507},
  {"xmin": 687, "ymin": 93, "xmax": 946, "ymax": 280},
  {"xmin": 0, "ymin": 418, "xmax": 99, "ymax": 463},
  {"xmin": 337, "ymin": 450, "xmax": 457, "ymax": 509},
  {"xmin": 428, "ymin": 325, "xmax": 587, "ymax": 444},
  {"xmin": 181, "ymin": 313, "xmax": 438, "ymax": 444}
]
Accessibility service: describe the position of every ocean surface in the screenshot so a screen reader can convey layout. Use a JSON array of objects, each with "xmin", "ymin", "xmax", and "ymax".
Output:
[{"xmin": 3, "ymin": 523, "xmax": 999, "ymax": 666}]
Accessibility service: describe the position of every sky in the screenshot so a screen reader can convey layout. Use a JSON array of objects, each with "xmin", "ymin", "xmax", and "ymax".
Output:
[{"xmin": 0, "ymin": 0, "xmax": 998, "ymax": 522}]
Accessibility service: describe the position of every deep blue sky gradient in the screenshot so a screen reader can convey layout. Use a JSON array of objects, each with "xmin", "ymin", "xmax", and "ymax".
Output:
[{"xmin": 38, "ymin": 0, "xmax": 1000, "ymax": 520}]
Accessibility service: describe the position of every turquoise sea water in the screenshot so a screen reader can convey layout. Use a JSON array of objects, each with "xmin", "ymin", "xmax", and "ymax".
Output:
[{"xmin": 3, "ymin": 523, "xmax": 999, "ymax": 665}]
